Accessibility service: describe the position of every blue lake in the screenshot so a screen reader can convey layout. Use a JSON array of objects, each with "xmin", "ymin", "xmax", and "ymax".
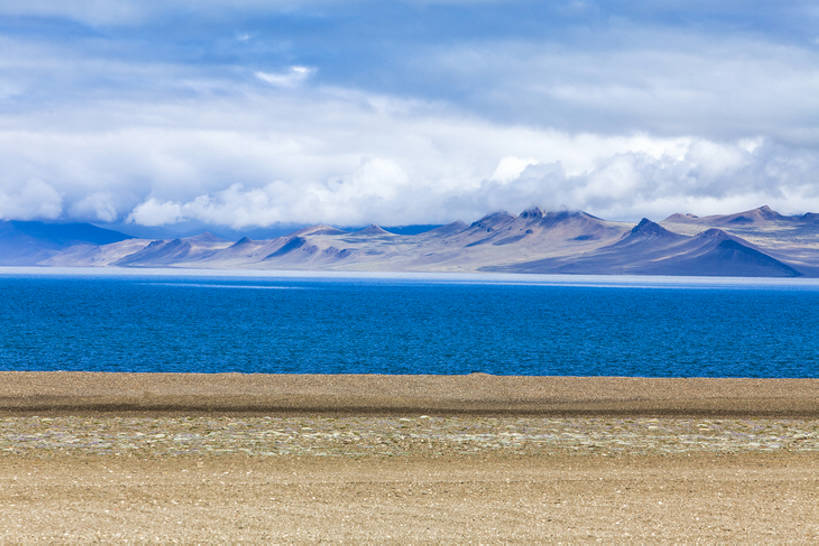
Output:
[{"xmin": 0, "ymin": 269, "xmax": 817, "ymax": 377}]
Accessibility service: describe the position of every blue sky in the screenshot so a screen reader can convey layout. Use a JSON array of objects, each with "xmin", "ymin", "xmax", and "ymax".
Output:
[{"xmin": 0, "ymin": 1, "xmax": 817, "ymax": 228}]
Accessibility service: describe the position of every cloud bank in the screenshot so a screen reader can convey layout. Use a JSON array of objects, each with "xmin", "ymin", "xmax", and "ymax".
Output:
[{"xmin": 0, "ymin": 1, "xmax": 816, "ymax": 229}]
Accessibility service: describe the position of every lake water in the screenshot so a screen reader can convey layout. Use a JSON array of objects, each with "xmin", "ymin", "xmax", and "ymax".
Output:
[{"xmin": 0, "ymin": 268, "xmax": 817, "ymax": 377}]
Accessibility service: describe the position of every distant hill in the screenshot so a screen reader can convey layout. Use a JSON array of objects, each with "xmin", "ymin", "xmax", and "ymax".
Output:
[
  {"xmin": 6, "ymin": 206, "xmax": 818, "ymax": 277},
  {"xmin": 660, "ymin": 205, "xmax": 819, "ymax": 275},
  {"xmin": 0, "ymin": 220, "xmax": 132, "ymax": 265},
  {"xmin": 489, "ymin": 219, "xmax": 802, "ymax": 277},
  {"xmin": 664, "ymin": 205, "xmax": 787, "ymax": 226}
]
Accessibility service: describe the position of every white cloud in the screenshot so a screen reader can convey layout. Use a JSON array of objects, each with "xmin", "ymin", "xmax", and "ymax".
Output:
[
  {"xmin": 0, "ymin": 82, "xmax": 815, "ymax": 228},
  {"xmin": 491, "ymin": 156, "xmax": 539, "ymax": 184},
  {"xmin": 0, "ymin": 179, "xmax": 62, "ymax": 220},
  {"xmin": 127, "ymin": 199, "xmax": 183, "ymax": 226},
  {"xmin": 0, "ymin": 24, "xmax": 817, "ymax": 227},
  {"xmin": 255, "ymin": 66, "xmax": 316, "ymax": 88},
  {"xmin": 496, "ymin": 141, "xmax": 819, "ymax": 220},
  {"xmin": 69, "ymin": 192, "xmax": 119, "ymax": 223}
]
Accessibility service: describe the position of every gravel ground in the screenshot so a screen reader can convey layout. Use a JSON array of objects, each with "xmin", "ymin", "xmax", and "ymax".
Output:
[
  {"xmin": 0, "ymin": 373, "xmax": 816, "ymax": 543},
  {"xmin": 0, "ymin": 414, "xmax": 816, "ymax": 457}
]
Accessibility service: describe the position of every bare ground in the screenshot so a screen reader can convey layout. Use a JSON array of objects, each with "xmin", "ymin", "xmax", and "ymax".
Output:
[
  {"xmin": 0, "ymin": 372, "xmax": 816, "ymax": 417},
  {"xmin": 0, "ymin": 373, "xmax": 816, "ymax": 543},
  {"xmin": 1, "ymin": 452, "xmax": 816, "ymax": 543}
]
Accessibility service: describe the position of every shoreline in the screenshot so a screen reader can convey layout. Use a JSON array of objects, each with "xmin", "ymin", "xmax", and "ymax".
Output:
[
  {"xmin": 1, "ymin": 372, "xmax": 816, "ymax": 417},
  {"xmin": 3, "ymin": 265, "xmax": 819, "ymax": 287}
]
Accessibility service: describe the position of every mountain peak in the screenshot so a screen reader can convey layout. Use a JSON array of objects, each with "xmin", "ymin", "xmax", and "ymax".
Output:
[
  {"xmin": 352, "ymin": 224, "xmax": 391, "ymax": 236},
  {"xmin": 611, "ymin": 218, "xmax": 687, "ymax": 247},
  {"xmin": 721, "ymin": 205, "xmax": 784, "ymax": 225},
  {"xmin": 470, "ymin": 211, "xmax": 515, "ymax": 232},
  {"xmin": 663, "ymin": 212, "xmax": 699, "ymax": 222},
  {"xmin": 630, "ymin": 218, "xmax": 672, "ymax": 237},
  {"xmin": 697, "ymin": 228, "xmax": 731, "ymax": 240},
  {"xmin": 294, "ymin": 224, "xmax": 347, "ymax": 236},
  {"xmin": 536, "ymin": 210, "xmax": 599, "ymax": 226},
  {"xmin": 755, "ymin": 205, "xmax": 783, "ymax": 220},
  {"xmin": 231, "ymin": 236, "xmax": 253, "ymax": 247},
  {"xmin": 519, "ymin": 206, "xmax": 546, "ymax": 219}
]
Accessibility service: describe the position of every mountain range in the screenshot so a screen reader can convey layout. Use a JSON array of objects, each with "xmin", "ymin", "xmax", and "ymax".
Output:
[{"xmin": 3, "ymin": 205, "xmax": 818, "ymax": 277}]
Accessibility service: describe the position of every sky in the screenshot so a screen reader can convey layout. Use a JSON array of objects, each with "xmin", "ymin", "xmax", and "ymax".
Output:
[{"xmin": 0, "ymin": 0, "xmax": 818, "ymax": 230}]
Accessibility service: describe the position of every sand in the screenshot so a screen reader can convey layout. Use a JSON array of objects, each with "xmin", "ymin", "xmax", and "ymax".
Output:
[{"xmin": 0, "ymin": 372, "xmax": 816, "ymax": 543}]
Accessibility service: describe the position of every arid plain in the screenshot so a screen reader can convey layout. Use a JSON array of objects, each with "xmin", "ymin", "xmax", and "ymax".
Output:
[{"xmin": 0, "ymin": 372, "xmax": 816, "ymax": 543}]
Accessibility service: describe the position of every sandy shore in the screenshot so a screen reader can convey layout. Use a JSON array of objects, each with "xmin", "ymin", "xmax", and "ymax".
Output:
[{"xmin": 0, "ymin": 372, "xmax": 816, "ymax": 543}]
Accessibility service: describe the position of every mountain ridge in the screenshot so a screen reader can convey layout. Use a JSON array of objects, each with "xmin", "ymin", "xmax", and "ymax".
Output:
[{"xmin": 2, "ymin": 206, "xmax": 817, "ymax": 277}]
